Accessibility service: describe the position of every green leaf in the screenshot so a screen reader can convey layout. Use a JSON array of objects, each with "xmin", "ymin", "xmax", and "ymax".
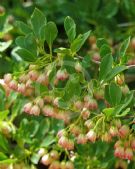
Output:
[
  {"xmin": 0, "ymin": 159, "xmax": 17, "ymax": 164},
  {"xmin": 116, "ymin": 108, "xmax": 130, "ymax": 117},
  {"xmin": 119, "ymin": 37, "xmax": 130, "ymax": 63},
  {"xmin": 31, "ymin": 153, "xmax": 41, "ymax": 164},
  {"xmin": 44, "ymin": 21, "xmax": 58, "ymax": 51},
  {"xmin": 105, "ymin": 65, "xmax": 127, "ymax": 82},
  {"xmin": 41, "ymin": 135, "xmax": 55, "ymax": 147},
  {"xmin": 105, "ymin": 83, "xmax": 122, "ymax": 106},
  {"xmin": 99, "ymin": 54, "xmax": 113, "ymax": 81},
  {"xmin": 82, "ymin": 55, "xmax": 91, "ymax": 68},
  {"xmin": 54, "ymin": 47, "xmax": 71, "ymax": 55},
  {"xmin": 31, "ymin": 8, "xmax": 47, "ymax": 38},
  {"xmin": 39, "ymin": 24, "xmax": 46, "ymax": 42},
  {"xmin": 96, "ymin": 38, "xmax": 108, "ymax": 48},
  {"xmin": 0, "ymin": 152, "xmax": 7, "ymax": 161},
  {"xmin": 15, "ymin": 36, "xmax": 25, "ymax": 48},
  {"xmin": 113, "ymin": 92, "xmax": 133, "ymax": 115},
  {"xmin": 25, "ymin": 33, "xmax": 37, "ymax": 56},
  {"xmin": 64, "ymin": 16, "xmax": 76, "ymax": 43},
  {"xmin": 0, "ymin": 40, "xmax": 12, "ymax": 52},
  {"xmin": 16, "ymin": 34, "xmax": 37, "ymax": 56},
  {"xmin": 100, "ymin": 44, "xmax": 111, "ymax": 58},
  {"xmin": 63, "ymin": 74, "xmax": 81, "ymax": 101},
  {"xmin": 103, "ymin": 108, "xmax": 115, "ymax": 118},
  {"xmin": 119, "ymin": 37, "xmax": 130, "ymax": 57},
  {"xmin": 35, "ymin": 119, "xmax": 50, "ymax": 139},
  {"xmin": 16, "ymin": 48, "xmax": 36, "ymax": 62},
  {"xmin": 0, "ymin": 110, "xmax": 9, "ymax": 121},
  {"xmin": 0, "ymin": 134, "xmax": 9, "ymax": 153},
  {"xmin": 71, "ymin": 30, "xmax": 91, "ymax": 53},
  {"xmin": 16, "ymin": 21, "xmax": 32, "ymax": 35}
]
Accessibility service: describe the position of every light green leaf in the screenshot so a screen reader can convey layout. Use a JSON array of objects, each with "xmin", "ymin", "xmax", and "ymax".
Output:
[
  {"xmin": 31, "ymin": 8, "xmax": 47, "ymax": 38},
  {"xmin": 105, "ymin": 65, "xmax": 127, "ymax": 82},
  {"xmin": 64, "ymin": 16, "xmax": 76, "ymax": 43},
  {"xmin": 71, "ymin": 30, "xmax": 91, "ymax": 53},
  {"xmin": 44, "ymin": 21, "xmax": 58, "ymax": 52},
  {"xmin": 105, "ymin": 83, "xmax": 122, "ymax": 106},
  {"xmin": 16, "ymin": 21, "xmax": 32, "ymax": 35},
  {"xmin": 99, "ymin": 54, "xmax": 113, "ymax": 81}
]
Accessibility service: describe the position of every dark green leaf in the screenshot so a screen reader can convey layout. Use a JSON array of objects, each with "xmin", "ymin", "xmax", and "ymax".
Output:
[
  {"xmin": 100, "ymin": 44, "xmax": 111, "ymax": 58},
  {"xmin": 96, "ymin": 38, "xmax": 108, "ymax": 48},
  {"xmin": 16, "ymin": 48, "xmax": 36, "ymax": 62}
]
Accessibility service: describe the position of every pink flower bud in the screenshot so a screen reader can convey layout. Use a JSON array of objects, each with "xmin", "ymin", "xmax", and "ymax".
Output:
[
  {"xmin": 70, "ymin": 125, "xmax": 81, "ymax": 136},
  {"xmin": 53, "ymin": 97, "xmax": 60, "ymax": 107},
  {"xmin": 4, "ymin": 73, "xmax": 12, "ymax": 84},
  {"xmin": 42, "ymin": 105, "xmax": 54, "ymax": 116},
  {"xmin": 35, "ymin": 98, "xmax": 44, "ymax": 108},
  {"xmin": 9, "ymin": 80, "xmax": 18, "ymax": 90},
  {"xmin": 49, "ymin": 161, "xmax": 61, "ymax": 169},
  {"xmin": 77, "ymin": 134, "xmax": 87, "ymax": 144},
  {"xmin": 131, "ymin": 37, "xmax": 135, "ymax": 49},
  {"xmin": 29, "ymin": 64, "xmax": 36, "ymax": 70},
  {"xmin": 60, "ymin": 161, "xmax": 66, "ymax": 169},
  {"xmin": 114, "ymin": 140, "xmax": 122, "ymax": 149},
  {"xmin": 38, "ymin": 148, "xmax": 47, "ymax": 156},
  {"xmin": 29, "ymin": 70, "xmax": 39, "ymax": 81},
  {"xmin": 114, "ymin": 119, "xmax": 121, "ymax": 129},
  {"xmin": 30, "ymin": 105, "xmax": 40, "ymax": 116},
  {"xmin": 25, "ymin": 79, "xmax": 32, "ymax": 88},
  {"xmin": 114, "ymin": 146, "xmax": 124, "ymax": 159},
  {"xmin": 23, "ymin": 102, "xmax": 32, "ymax": 113},
  {"xmin": 58, "ymin": 136, "xmax": 69, "ymax": 149},
  {"xmin": 119, "ymin": 125, "xmax": 130, "ymax": 138},
  {"xmin": 44, "ymin": 95, "xmax": 53, "ymax": 103},
  {"xmin": 19, "ymin": 74, "xmax": 29, "ymax": 83},
  {"xmin": 74, "ymin": 101, "xmax": 83, "ymax": 110},
  {"xmin": 36, "ymin": 74, "xmax": 45, "ymax": 83},
  {"xmin": 94, "ymin": 89, "xmax": 104, "ymax": 100},
  {"xmin": 18, "ymin": 83, "xmax": 26, "ymax": 93},
  {"xmin": 57, "ymin": 129, "xmax": 66, "ymax": 138},
  {"xmin": 92, "ymin": 52, "xmax": 100, "ymax": 62},
  {"xmin": 75, "ymin": 62, "xmax": 82, "ymax": 72},
  {"xmin": 86, "ymin": 130, "xmax": 96, "ymax": 143},
  {"xmin": 41, "ymin": 154, "xmax": 52, "ymax": 166},
  {"xmin": 131, "ymin": 138, "xmax": 135, "ymax": 150},
  {"xmin": 84, "ymin": 119, "xmax": 94, "ymax": 129},
  {"xmin": 67, "ymin": 139, "xmax": 74, "ymax": 150},
  {"xmin": 50, "ymin": 150, "xmax": 59, "ymax": 160},
  {"xmin": 81, "ymin": 108, "xmax": 90, "ymax": 120},
  {"xmin": 109, "ymin": 127, "xmax": 118, "ymax": 137},
  {"xmin": 102, "ymin": 132, "xmax": 112, "ymax": 142},
  {"xmin": 124, "ymin": 148, "xmax": 133, "ymax": 160},
  {"xmin": 84, "ymin": 98, "xmax": 98, "ymax": 110},
  {"xmin": 66, "ymin": 161, "xmax": 74, "ymax": 169},
  {"xmin": 56, "ymin": 69, "xmax": 69, "ymax": 81}
]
